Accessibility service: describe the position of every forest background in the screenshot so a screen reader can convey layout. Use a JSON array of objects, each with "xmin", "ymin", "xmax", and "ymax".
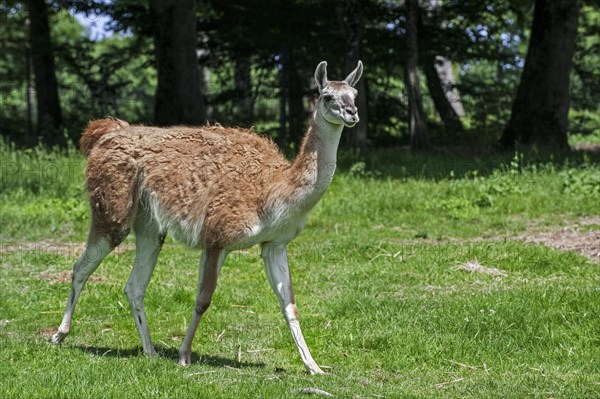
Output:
[{"xmin": 1, "ymin": 0, "xmax": 598, "ymax": 153}]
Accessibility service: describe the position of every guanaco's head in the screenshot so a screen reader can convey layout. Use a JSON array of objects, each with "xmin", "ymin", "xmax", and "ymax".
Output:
[{"xmin": 314, "ymin": 61, "xmax": 363, "ymax": 128}]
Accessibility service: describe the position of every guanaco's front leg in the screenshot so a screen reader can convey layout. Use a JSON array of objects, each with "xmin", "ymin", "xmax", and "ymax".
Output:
[
  {"xmin": 178, "ymin": 247, "xmax": 228, "ymax": 366},
  {"xmin": 261, "ymin": 243, "xmax": 324, "ymax": 375}
]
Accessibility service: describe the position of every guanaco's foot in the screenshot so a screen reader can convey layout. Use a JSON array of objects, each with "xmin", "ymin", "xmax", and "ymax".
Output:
[
  {"xmin": 178, "ymin": 351, "xmax": 192, "ymax": 366},
  {"xmin": 49, "ymin": 330, "xmax": 68, "ymax": 345},
  {"xmin": 145, "ymin": 346, "xmax": 158, "ymax": 357},
  {"xmin": 307, "ymin": 364, "xmax": 326, "ymax": 375}
]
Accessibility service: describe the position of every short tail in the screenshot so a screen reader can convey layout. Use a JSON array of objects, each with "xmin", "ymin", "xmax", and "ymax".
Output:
[{"xmin": 80, "ymin": 117, "xmax": 130, "ymax": 156}]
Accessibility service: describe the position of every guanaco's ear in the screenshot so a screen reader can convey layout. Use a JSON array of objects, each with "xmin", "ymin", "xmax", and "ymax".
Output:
[
  {"xmin": 343, "ymin": 60, "xmax": 363, "ymax": 87},
  {"xmin": 314, "ymin": 61, "xmax": 328, "ymax": 93}
]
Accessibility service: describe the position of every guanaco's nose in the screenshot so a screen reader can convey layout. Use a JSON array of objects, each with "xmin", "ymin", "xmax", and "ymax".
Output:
[{"xmin": 345, "ymin": 106, "xmax": 357, "ymax": 115}]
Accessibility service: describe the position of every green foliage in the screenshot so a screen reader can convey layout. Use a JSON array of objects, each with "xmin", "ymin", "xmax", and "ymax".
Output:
[
  {"xmin": 458, "ymin": 60, "xmax": 521, "ymax": 140},
  {"xmin": 425, "ymin": 196, "xmax": 481, "ymax": 220},
  {"xmin": 572, "ymin": 1, "xmax": 600, "ymax": 110},
  {"xmin": 560, "ymin": 166, "xmax": 600, "ymax": 196},
  {"xmin": 0, "ymin": 1, "xmax": 28, "ymax": 141},
  {"xmin": 569, "ymin": 109, "xmax": 600, "ymax": 143},
  {"xmin": 0, "ymin": 5, "xmax": 155, "ymax": 145},
  {"xmin": 348, "ymin": 161, "xmax": 382, "ymax": 178},
  {"xmin": 50, "ymin": 10, "xmax": 155, "ymax": 140}
]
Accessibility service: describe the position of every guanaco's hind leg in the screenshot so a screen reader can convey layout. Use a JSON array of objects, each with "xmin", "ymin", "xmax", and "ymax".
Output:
[
  {"xmin": 52, "ymin": 142, "xmax": 138, "ymax": 345},
  {"xmin": 124, "ymin": 209, "xmax": 165, "ymax": 356},
  {"xmin": 50, "ymin": 229, "xmax": 127, "ymax": 344}
]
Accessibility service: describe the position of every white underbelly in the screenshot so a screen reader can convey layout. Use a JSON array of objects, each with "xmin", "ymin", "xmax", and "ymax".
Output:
[{"xmin": 227, "ymin": 214, "xmax": 308, "ymax": 251}]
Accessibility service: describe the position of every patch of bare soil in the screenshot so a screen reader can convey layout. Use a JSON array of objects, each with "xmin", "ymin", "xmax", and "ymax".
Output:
[
  {"xmin": 38, "ymin": 270, "xmax": 109, "ymax": 284},
  {"xmin": 0, "ymin": 241, "xmax": 133, "ymax": 282},
  {"xmin": 516, "ymin": 217, "xmax": 600, "ymax": 264},
  {"xmin": 572, "ymin": 143, "xmax": 600, "ymax": 153},
  {"xmin": 0, "ymin": 241, "xmax": 134, "ymax": 256},
  {"xmin": 382, "ymin": 216, "xmax": 599, "ymax": 264},
  {"xmin": 0, "ymin": 241, "xmax": 86, "ymax": 257}
]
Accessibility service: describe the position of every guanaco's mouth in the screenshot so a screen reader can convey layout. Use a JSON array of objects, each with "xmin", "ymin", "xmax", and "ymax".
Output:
[{"xmin": 342, "ymin": 115, "xmax": 359, "ymax": 127}]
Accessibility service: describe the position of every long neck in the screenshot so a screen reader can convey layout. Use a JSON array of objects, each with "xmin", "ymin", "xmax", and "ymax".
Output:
[{"xmin": 290, "ymin": 109, "xmax": 344, "ymax": 198}]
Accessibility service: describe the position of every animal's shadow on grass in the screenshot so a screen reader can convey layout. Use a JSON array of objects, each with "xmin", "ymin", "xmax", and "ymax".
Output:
[
  {"xmin": 336, "ymin": 146, "xmax": 600, "ymax": 180},
  {"xmin": 72, "ymin": 345, "xmax": 265, "ymax": 369}
]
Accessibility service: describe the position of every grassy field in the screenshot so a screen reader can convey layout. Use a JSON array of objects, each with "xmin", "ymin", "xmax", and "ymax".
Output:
[{"xmin": 1, "ymin": 141, "xmax": 599, "ymax": 398}]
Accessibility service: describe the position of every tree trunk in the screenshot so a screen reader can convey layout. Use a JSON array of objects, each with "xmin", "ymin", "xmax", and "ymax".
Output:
[
  {"xmin": 404, "ymin": 0, "xmax": 429, "ymax": 150},
  {"xmin": 150, "ymin": 0, "xmax": 206, "ymax": 126},
  {"xmin": 433, "ymin": 57, "xmax": 464, "ymax": 118},
  {"xmin": 288, "ymin": 52, "xmax": 305, "ymax": 146},
  {"xmin": 500, "ymin": 0, "xmax": 579, "ymax": 149},
  {"xmin": 234, "ymin": 54, "xmax": 252, "ymax": 125},
  {"xmin": 421, "ymin": 0, "xmax": 464, "ymax": 137},
  {"xmin": 424, "ymin": 56, "xmax": 463, "ymax": 136},
  {"xmin": 25, "ymin": 47, "xmax": 34, "ymax": 143},
  {"xmin": 336, "ymin": 0, "xmax": 368, "ymax": 154},
  {"xmin": 25, "ymin": 0, "xmax": 64, "ymax": 147},
  {"xmin": 278, "ymin": 47, "xmax": 289, "ymax": 148}
]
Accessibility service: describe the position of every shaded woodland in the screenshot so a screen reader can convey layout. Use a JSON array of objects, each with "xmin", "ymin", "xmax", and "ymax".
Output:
[{"xmin": 1, "ymin": 0, "xmax": 598, "ymax": 152}]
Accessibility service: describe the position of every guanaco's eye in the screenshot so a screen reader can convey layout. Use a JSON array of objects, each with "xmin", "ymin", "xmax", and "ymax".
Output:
[{"xmin": 322, "ymin": 94, "xmax": 333, "ymax": 102}]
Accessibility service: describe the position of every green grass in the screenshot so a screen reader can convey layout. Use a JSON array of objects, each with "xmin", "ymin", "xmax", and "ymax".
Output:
[{"xmin": 1, "ymin": 141, "xmax": 599, "ymax": 398}]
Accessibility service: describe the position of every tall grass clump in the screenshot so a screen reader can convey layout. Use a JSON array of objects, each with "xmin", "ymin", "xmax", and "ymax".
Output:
[{"xmin": 0, "ymin": 138, "xmax": 88, "ymax": 241}]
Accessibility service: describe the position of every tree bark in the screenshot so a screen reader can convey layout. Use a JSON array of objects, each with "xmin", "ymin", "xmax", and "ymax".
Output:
[
  {"xmin": 150, "ymin": 0, "xmax": 206, "ymax": 126},
  {"xmin": 500, "ymin": 0, "xmax": 579, "ymax": 149},
  {"xmin": 25, "ymin": 48, "xmax": 34, "ymax": 143},
  {"xmin": 424, "ymin": 56, "xmax": 464, "ymax": 136},
  {"xmin": 288, "ymin": 52, "xmax": 305, "ymax": 146},
  {"xmin": 404, "ymin": 0, "xmax": 429, "ymax": 150},
  {"xmin": 421, "ymin": 0, "xmax": 463, "ymax": 137},
  {"xmin": 25, "ymin": 0, "xmax": 64, "ymax": 146},
  {"xmin": 278, "ymin": 46, "xmax": 288, "ymax": 148},
  {"xmin": 433, "ymin": 57, "xmax": 464, "ymax": 118},
  {"xmin": 234, "ymin": 54, "xmax": 252, "ymax": 124},
  {"xmin": 336, "ymin": 0, "xmax": 368, "ymax": 154}
]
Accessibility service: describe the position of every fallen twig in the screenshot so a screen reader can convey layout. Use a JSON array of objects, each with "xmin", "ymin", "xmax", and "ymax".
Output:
[
  {"xmin": 289, "ymin": 387, "xmax": 334, "ymax": 397},
  {"xmin": 187, "ymin": 371, "xmax": 216, "ymax": 377},
  {"xmin": 445, "ymin": 359, "xmax": 480, "ymax": 370},
  {"xmin": 435, "ymin": 378, "xmax": 465, "ymax": 389},
  {"xmin": 453, "ymin": 261, "xmax": 507, "ymax": 277}
]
